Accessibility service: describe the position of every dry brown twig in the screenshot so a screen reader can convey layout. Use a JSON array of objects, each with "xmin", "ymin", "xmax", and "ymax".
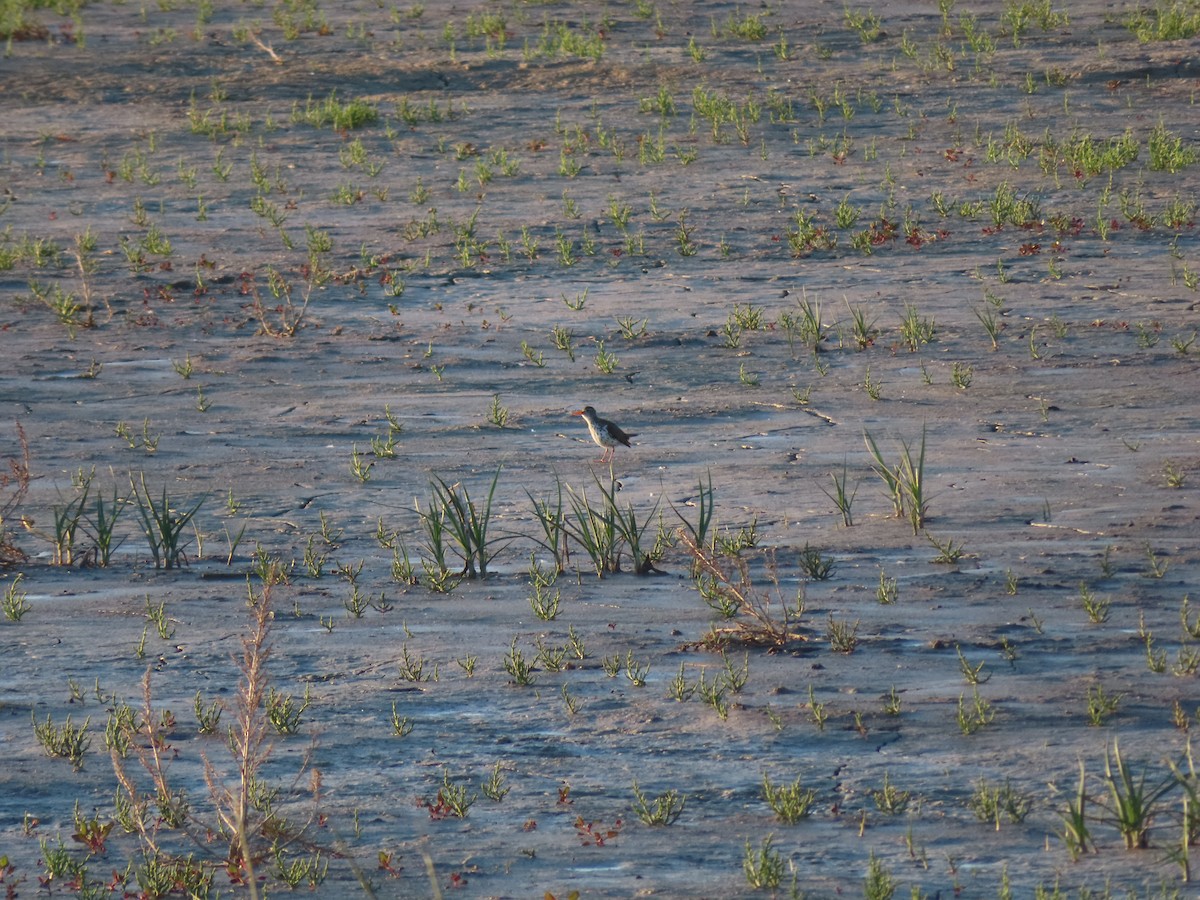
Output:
[
  {"xmin": 250, "ymin": 268, "xmax": 317, "ymax": 338},
  {"xmin": 202, "ymin": 584, "xmax": 275, "ymax": 895},
  {"xmin": 202, "ymin": 584, "xmax": 327, "ymax": 892},
  {"xmin": 0, "ymin": 422, "xmax": 31, "ymax": 566},
  {"xmin": 110, "ymin": 669, "xmax": 197, "ymax": 859},
  {"xmin": 248, "ymin": 31, "xmax": 283, "ymax": 65},
  {"xmin": 110, "ymin": 585, "xmax": 327, "ymax": 898},
  {"xmin": 678, "ymin": 532, "xmax": 808, "ymax": 647},
  {"xmin": 71, "ymin": 240, "xmax": 111, "ymax": 320}
]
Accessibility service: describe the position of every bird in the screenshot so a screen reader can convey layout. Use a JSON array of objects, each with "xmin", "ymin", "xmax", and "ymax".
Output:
[{"xmin": 572, "ymin": 406, "xmax": 635, "ymax": 463}]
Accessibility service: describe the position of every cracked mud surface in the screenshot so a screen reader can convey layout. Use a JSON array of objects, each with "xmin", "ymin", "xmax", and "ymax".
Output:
[{"xmin": 2, "ymin": 0, "xmax": 1199, "ymax": 896}]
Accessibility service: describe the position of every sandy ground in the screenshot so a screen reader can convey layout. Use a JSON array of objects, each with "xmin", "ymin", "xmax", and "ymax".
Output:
[{"xmin": 2, "ymin": 0, "xmax": 1200, "ymax": 896}]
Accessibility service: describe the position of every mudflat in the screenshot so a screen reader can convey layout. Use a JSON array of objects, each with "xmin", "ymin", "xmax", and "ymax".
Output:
[{"xmin": 2, "ymin": 0, "xmax": 1199, "ymax": 896}]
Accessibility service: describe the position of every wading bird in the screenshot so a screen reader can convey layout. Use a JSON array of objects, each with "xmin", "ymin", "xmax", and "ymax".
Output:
[{"xmin": 572, "ymin": 406, "xmax": 635, "ymax": 464}]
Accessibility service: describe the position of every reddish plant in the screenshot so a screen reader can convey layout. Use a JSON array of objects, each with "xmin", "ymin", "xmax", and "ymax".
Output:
[
  {"xmin": 377, "ymin": 851, "xmax": 403, "ymax": 877},
  {"xmin": 574, "ymin": 815, "xmax": 623, "ymax": 846}
]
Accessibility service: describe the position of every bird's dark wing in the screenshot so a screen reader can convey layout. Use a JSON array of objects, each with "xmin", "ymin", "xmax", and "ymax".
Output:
[{"xmin": 611, "ymin": 427, "xmax": 635, "ymax": 447}]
